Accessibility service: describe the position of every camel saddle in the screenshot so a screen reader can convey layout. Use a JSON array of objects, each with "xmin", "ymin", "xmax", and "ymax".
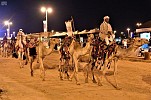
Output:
[{"xmin": 59, "ymin": 36, "xmax": 73, "ymax": 60}]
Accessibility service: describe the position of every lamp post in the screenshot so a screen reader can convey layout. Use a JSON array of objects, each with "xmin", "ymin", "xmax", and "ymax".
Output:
[
  {"xmin": 127, "ymin": 28, "xmax": 130, "ymax": 38},
  {"xmin": 41, "ymin": 7, "xmax": 53, "ymax": 32},
  {"xmin": 4, "ymin": 21, "xmax": 12, "ymax": 38}
]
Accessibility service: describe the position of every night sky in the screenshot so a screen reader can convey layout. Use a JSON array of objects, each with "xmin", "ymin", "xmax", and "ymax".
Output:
[{"xmin": 0, "ymin": 0, "xmax": 151, "ymax": 36}]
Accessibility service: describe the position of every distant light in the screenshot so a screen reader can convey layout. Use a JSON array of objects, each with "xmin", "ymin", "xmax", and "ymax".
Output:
[
  {"xmin": 136, "ymin": 23, "xmax": 142, "ymax": 27},
  {"xmin": 41, "ymin": 7, "xmax": 53, "ymax": 13},
  {"xmin": 41, "ymin": 7, "xmax": 46, "ymax": 12},
  {"xmin": 1, "ymin": 1, "xmax": 7, "ymax": 6},
  {"xmin": 47, "ymin": 8, "xmax": 53, "ymax": 13},
  {"xmin": 127, "ymin": 28, "xmax": 130, "ymax": 31},
  {"xmin": 121, "ymin": 32, "xmax": 124, "ymax": 34},
  {"xmin": 51, "ymin": 30, "xmax": 54, "ymax": 33},
  {"xmin": 4, "ymin": 21, "xmax": 12, "ymax": 25},
  {"xmin": 4, "ymin": 21, "xmax": 8, "ymax": 25}
]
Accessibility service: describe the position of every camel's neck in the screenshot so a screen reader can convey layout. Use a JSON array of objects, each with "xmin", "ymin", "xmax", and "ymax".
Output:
[
  {"xmin": 69, "ymin": 40, "xmax": 75, "ymax": 55},
  {"xmin": 39, "ymin": 41, "xmax": 56, "ymax": 58},
  {"xmin": 116, "ymin": 44, "xmax": 139, "ymax": 58},
  {"xmin": 78, "ymin": 41, "xmax": 92, "ymax": 56}
]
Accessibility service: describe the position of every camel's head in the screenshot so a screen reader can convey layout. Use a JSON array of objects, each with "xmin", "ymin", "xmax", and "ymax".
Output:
[
  {"xmin": 50, "ymin": 38, "xmax": 60, "ymax": 44},
  {"xmin": 87, "ymin": 34, "xmax": 94, "ymax": 42},
  {"xmin": 132, "ymin": 37, "xmax": 149, "ymax": 47}
]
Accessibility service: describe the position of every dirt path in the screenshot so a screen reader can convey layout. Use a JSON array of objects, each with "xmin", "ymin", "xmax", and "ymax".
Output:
[{"xmin": 0, "ymin": 52, "xmax": 151, "ymax": 100}]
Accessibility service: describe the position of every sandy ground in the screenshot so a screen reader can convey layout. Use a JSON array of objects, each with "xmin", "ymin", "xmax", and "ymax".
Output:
[{"xmin": 0, "ymin": 51, "xmax": 151, "ymax": 100}]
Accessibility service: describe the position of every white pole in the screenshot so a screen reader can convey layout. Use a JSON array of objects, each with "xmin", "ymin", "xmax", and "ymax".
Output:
[
  {"xmin": 8, "ymin": 24, "xmax": 10, "ymax": 38},
  {"xmin": 46, "ymin": 10, "xmax": 48, "ymax": 32}
]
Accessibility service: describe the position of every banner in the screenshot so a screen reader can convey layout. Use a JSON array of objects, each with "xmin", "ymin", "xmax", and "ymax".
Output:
[
  {"xmin": 43, "ymin": 20, "xmax": 47, "ymax": 32},
  {"xmin": 65, "ymin": 20, "xmax": 73, "ymax": 36}
]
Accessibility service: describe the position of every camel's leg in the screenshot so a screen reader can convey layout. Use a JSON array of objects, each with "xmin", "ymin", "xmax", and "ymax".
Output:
[
  {"xmin": 24, "ymin": 51, "xmax": 28, "ymax": 65},
  {"xmin": 29, "ymin": 56, "xmax": 34, "ymax": 76},
  {"xmin": 18, "ymin": 51, "xmax": 23, "ymax": 68},
  {"xmin": 59, "ymin": 59, "xmax": 64, "ymax": 80},
  {"xmin": 39, "ymin": 58, "xmax": 45, "ymax": 81},
  {"xmin": 91, "ymin": 62, "xmax": 97, "ymax": 83},
  {"xmin": 4, "ymin": 49, "xmax": 6, "ymax": 57},
  {"xmin": 65, "ymin": 59, "xmax": 70, "ymax": 80},
  {"xmin": 83, "ymin": 63, "xmax": 89, "ymax": 83},
  {"xmin": 5, "ymin": 49, "xmax": 8, "ymax": 58},
  {"xmin": 74, "ymin": 60, "xmax": 80, "ymax": 85},
  {"xmin": 1, "ymin": 48, "xmax": 3, "ymax": 57},
  {"xmin": 103, "ymin": 58, "xmax": 121, "ymax": 90},
  {"xmin": 20, "ymin": 52, "xmax": 25, "ymax": 68},
  {"xmin": 112, "ymin": 58, "xmax": 121, "ymax": 90},
  {"xmin": 94, "ymin": 64, "xmax": 103, "ymax": 86}
]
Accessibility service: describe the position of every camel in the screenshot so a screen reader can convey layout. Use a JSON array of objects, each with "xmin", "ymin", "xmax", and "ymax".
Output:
[
  {"xmin": 58, "ymin": 37, "xmax": 81, "ymax": 80},
  {"xmin": 88, "ymin": 37, "xmax": 149, "ymax": 89},
  {"xmin": 2, "ymin": 42, "xmax": 9, "ymax": 57},
  {"xmin": 29, "ymin": 36, "xmax": 60, "ymax": 81},
  {"xmin": 1, "ymin": 40, "xmax": 15, "ymax": 58},
  {"xmin": 69, "ymin": 34, "xmax": 94, "ymax": 85},
  {"xmin": 15, "ymin": 35, "xmax": 28, "ymax": 68}
]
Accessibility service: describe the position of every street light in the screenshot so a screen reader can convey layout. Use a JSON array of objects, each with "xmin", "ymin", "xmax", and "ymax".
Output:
[
  {"xmin": 41, "ymin": 7, "xmax": 53, "ymax": 32},
  {"xmin": 4, "ymin": 21, "xmax": 12, "ymax": 38},
  {"xmin": 114, "ymin": 30, "xmax": 117, "ymax": 34},
  {"xmin": 127, "ymin": 28, "xmax": 130, "ymax": 38},
  {"xmin": 136, "ymin": 23, "xmax": 142, "ymax": 27}
]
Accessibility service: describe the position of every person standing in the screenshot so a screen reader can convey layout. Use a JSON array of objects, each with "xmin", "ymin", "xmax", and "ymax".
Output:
[
  {"xmin": 123, "ymin": 39, "xmax": 127, "ymax": 49},
  {"xmin": 99, "ymin": 16, "xmax": 115, "ymax": 46}
]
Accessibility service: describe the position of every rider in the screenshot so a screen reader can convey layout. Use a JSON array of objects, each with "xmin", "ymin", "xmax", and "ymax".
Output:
[
  {"xmin": 59, "ymin": 19, "xmax": 74, "ymax": 67},
  {"xmin": 28, "ymin": 36, "xmax": 37, "ymax": 58},
  {"xmin": 15, "ymin": 29, "xmax": 27, "ymax": 53},
  {"xmin": 99, "ymin": 16, "xmax": 115, "ymax": 48},
  {"xmin": 16, "ymin": 29, "xmax": 27, "ymax": 45}
]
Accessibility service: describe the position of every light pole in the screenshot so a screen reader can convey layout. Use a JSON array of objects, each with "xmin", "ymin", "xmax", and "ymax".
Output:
[
  {"xmin": 127, "ymin": 28, "xmax": 130, "ymax": 38},
  {"xmin": 41, "ymin": 7, "xmax": 53, "ymax": 32},
  {"xmin": 4, "ymin": 21, "xmax": 12, "ymax": 38}
]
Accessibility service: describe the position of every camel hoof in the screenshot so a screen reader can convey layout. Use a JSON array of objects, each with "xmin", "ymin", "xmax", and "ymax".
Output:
[
  {"xmin": 60, "ymin": 77, "xmax": 63, "ymax": 80},
  {"xmin": 76, "ymin": 82, "xmax": 80, "ymax": 85},
  {"xmin": 68, "ymin": 78, "xmax": 72, "ymax": 81},
  {"xmin": 98, "ymin": 83, "xmax": 103, "ymax": 86},
  {"xmin": 92, "ymin": 79, "xmax": 97, "ymax": 83},
  {"xmin": 85, "ymin": 79, "xmax": 88, "ymax": 83},
  {"xmin": 115, "ymin": 86, "xmax": 122, "ymax": 90},
  {"xmin": 25, "ymin": 61, "xmax": 28, "ymax": 65}
]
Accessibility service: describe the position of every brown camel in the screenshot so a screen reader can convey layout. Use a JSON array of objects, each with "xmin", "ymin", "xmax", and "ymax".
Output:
[
  {"xmin": 89, "ymin": 37, "xmax": 149, "ymax": 89},
  {"xmin": 58, "ymin": 37, "xmax": 81, "ymax": 80},
  {"xmin": 28, "ymin": 36, "xmax": 60, "ymax": 81},
  {"xmin": 70, "ymin": 34, "xmax": 94, "ymax": 85}
]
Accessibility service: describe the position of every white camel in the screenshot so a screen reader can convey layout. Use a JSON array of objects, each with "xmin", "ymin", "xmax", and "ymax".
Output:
[
  {"xmin": 15, "ymin": 35, "xmax": 28, "ymax": 68},
  {"xmin": 29, "ymin": 36, "xmax": 60, "ymax": 81}
]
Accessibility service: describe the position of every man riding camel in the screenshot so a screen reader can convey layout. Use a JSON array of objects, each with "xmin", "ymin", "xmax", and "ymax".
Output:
[
  {"xmin": 16, "ymin": 29, "xmax": 27, "ymax": 45},
  {"xmin": 14, "ymin": 29, "xmax": 27, "ymax": 59},
  {"xmin": 99, "ymin": 16, "xmax": 115, "ymax": 48}
]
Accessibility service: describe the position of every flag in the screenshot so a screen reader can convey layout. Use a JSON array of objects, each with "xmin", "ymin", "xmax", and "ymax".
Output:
[{"xmin": 65, "ymin": 20, "xmax": 73, "ymax": 36}]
